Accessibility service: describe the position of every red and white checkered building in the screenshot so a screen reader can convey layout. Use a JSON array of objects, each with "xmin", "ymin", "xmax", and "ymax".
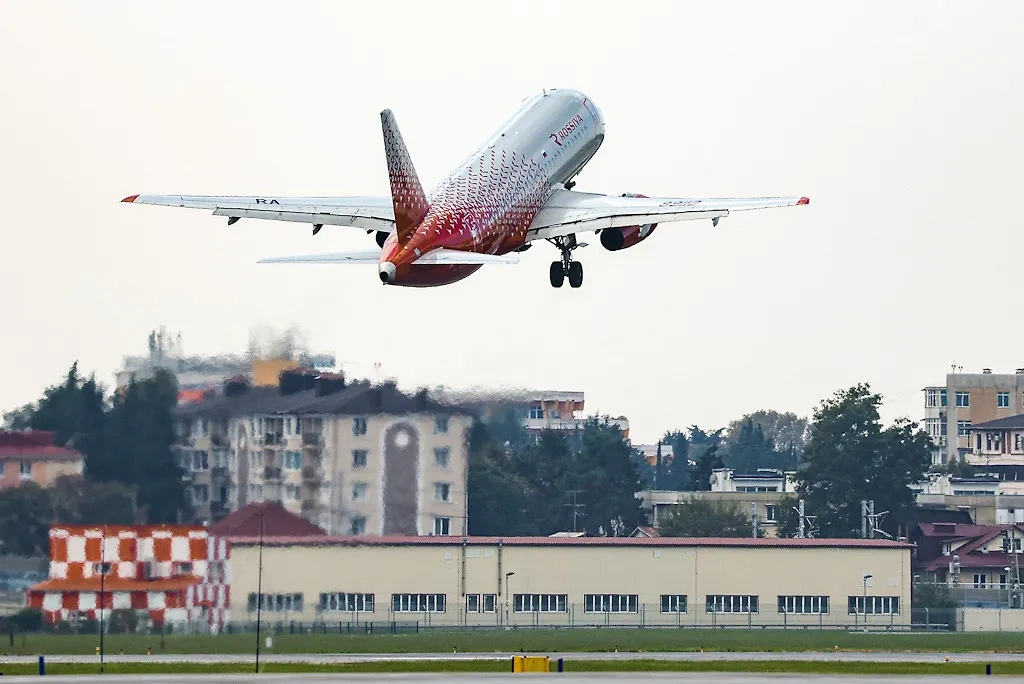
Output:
[{"xmin": 26, "ymin": 524, "xmax": 230, "ymax": 633}]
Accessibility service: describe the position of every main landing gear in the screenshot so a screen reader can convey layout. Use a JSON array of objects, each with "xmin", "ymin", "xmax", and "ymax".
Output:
[{"xmin": 548, "ymin": 235, "xmax": 584, "ymax": 288}]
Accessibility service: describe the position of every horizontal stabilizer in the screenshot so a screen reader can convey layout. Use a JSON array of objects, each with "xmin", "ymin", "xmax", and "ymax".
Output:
[
  {"xmin": 257, "ymin": 250, "xmax": 382, "ymax": 264},
  {"xmin": 411, "ymin": 248, "xmax": 519, "ymax": 265}
]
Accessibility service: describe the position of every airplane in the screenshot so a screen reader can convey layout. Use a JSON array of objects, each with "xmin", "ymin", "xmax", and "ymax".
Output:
[{"xmin": 122, "ymin": 88, "xmax": 808, "ymax": 289}]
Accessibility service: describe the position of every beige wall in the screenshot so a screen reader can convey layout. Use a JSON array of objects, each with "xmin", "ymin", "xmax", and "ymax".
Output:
[
  {"xmin": 228, "ymin": 540, "xmax": 911, "ymax": 628},
  {"xmin": 963, "ymin": 607, "xmax": 1024, "ymax": 631},
  {"xmin": 175, "ymin": 411, "xmax": 472, "ymax": 535}
]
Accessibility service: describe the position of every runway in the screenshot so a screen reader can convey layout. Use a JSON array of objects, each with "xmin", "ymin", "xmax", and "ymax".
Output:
[
  {"xmin": 3, "ymin": 650, "xmax": 1024, "ymax": 664},
  {"xmin": 0, "ymin": 675, "xmax": 1019, "ymax": 683}
]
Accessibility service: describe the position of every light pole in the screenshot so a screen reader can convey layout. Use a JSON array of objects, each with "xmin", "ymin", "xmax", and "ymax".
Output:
[
  {"xmin": 1005, "ymin": 566, "xmax": 1012, "ymax": 608},
  {"xmin": 862, "ymin": 574, "xmax": 872, "ymax": 633},
  {"xmin": 504, "ymin": 572, "xmax": 514, "ymax": 628}
]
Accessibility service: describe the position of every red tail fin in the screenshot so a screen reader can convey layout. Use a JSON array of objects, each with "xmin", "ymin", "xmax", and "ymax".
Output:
[{"xmin": 380, "ymin": 109, "xmax": 430, "ymax": 244}]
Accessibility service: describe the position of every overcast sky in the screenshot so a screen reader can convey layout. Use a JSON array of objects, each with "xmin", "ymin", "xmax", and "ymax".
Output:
[{"xmin": 1, "ymin": 1, "xmax": 1022, "ymax": 445}]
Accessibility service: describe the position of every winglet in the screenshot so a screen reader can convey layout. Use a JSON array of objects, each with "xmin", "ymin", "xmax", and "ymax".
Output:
[
  {"xmin": 380, "ymin": 109, "xmax": 430, "ymax": 245},
  {"xmin": 121, "ymin": 194, "xmax": 139, "ymax": 203},
  {"xmin": 797, "ymin": 197, "xmax": 810, "ymax": 205}
]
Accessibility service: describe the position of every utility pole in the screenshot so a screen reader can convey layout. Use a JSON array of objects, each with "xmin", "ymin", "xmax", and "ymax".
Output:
[
  {"xmin": 752, "ymin": 503, "xmax": 759, "ymax": 538},
  {"xmin": 564, "ymin": 490, "xmax": 585, "ymax": 533},
  {"xmin": 99, "ymin": 526, "xmax": 105, "ymax": 674},
  {"xmin": 861, "ymin": 500, "xmax": 868, "ymax": 539},
  {"xmin": 798, "ymin": 499, "xmax": 805, "ymax": 539},
  {"xmin": 255, "ymin": 512, "xmax": 265, "ymax": 673}
]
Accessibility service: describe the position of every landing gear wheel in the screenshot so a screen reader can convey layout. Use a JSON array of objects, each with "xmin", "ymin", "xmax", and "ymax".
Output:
[
  {"xmin": 549, "ymin": 261, "xmax": 565, "ymax": 288},
  {"xmin": 567, "ymin": 261, "xmax": 583, "ymax": 288}
]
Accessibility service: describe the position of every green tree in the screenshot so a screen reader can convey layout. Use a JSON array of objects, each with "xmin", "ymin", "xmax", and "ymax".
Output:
[
  {"xmin": 689, "ymin": 443, "xmax": 724, "ymax": 491},
  {"xmin": 724, "ymin": 418, "xmax": 778, "ymax": 473},
  {"xmin": 102, "ymin": 370, "xmax": 189, "ymax": 523},
  {"xmin": 466, "ymin": 420, "xmax": 532, "ymax": 535},
  {"xmin": 51, "ymin": 475, "xmax": 137, "ymax": 525},
  {"xmin": 569, "ymin": 417, "xmax": 646, "ymax": 536},
  {"xmin": 25, "ymin": 363, "xmax": 108, "ymax": 461},
  {"xmin": 658, "ymin": 430, "xmax": 690, "ymax": 490},
  {"xmin": 793, "ymin": 383, "xmax": 931, "ymax": 538},
  {"xmin": 725, "ymin": 410, "xmax": 808, "ymax": 465},
  {"xmin": 658, "ymin": 497, "xmax": 763, "ymax": 537},
  {"xmin": 0, "ymin": 482, "xmax": 54, "ymax": 556},
  {"xmin": 773, "ymin": 495, "xmax": 807, "ymax": 538}
]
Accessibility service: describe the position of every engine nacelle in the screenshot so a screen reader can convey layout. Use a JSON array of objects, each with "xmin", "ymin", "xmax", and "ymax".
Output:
[{"xmin": 599, "ymin": 193, "xmax": 658, "ymax": 251}]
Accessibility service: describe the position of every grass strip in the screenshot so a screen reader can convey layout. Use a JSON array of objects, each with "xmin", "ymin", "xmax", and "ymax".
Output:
[
  {"xmin": 3, "ymin": 629, "xmax": 1024, "ymax": 656},
  {"xmin": 0, "ymin": 658, "xmax": 1020, "ymax": 676}
]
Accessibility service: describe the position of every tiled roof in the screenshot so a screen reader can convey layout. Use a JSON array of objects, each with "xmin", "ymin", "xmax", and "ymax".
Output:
[
  {"xmin": 208, "ymin": 502, "xmax": 326, "ymax": 537},
  {"xmin": 225, "ymin": 534, "xmax": 912, "ymax": 549},
  {"xmin": 971, "ymin": 414, "xmax": 1024, "ymax": 430},
  {"xmin": 27, "ymin": 576, "xmax": 201, "ymax": 593},
  {"xmin": 0, "ymin": 431, "xmax": 83, "ymax": 463},
  {"xmin": 172, "ymin": 382, "xmax": 472, "ymax": 419}
]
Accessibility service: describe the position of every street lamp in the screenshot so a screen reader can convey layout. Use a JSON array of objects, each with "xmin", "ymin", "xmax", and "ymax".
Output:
[
  {"xmin": 1004, "ymin": 567, "xmax": 1012, "ymax": 608},
  {"xmin": 504, "ymin": 572, "xmax": 515, "ymax": 628},
  {"xmin": 862, "ymin": 574, "xmax": 872, "ymax": 633}
]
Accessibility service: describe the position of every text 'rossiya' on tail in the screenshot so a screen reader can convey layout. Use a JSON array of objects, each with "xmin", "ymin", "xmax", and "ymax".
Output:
[{"xmin": 380, "ymin": 109, "xmax": 430, "ymax": 245}]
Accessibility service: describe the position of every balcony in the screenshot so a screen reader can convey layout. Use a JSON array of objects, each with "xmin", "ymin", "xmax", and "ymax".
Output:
[
  {"xmin": 302, "ymin": 432, "xmax": 323, "ymax": 447},
  {"xmin": 264, "ymin": 466, "xmax": 283, "ymax": 481},
  {"xmin": 263, "ymin": 432, "xmax": 284, "ymax": 446},
  {"xmin": 211, "ymin": 433, "xmax": 229, "ymax": 448},
  {"xmin": 302, "ymin": 465, "xmax": 324, "ymax": 481},
  {"xmin": 211, "ymin": 466, "xmax": 229, "ymax": 482}
]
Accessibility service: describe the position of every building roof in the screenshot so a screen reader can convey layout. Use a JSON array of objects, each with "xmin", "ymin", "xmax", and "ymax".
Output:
[
  {"xmin": 27, "ymin": 576, "xmax": 201, "ymax": 593},
  {"xmin": 172, "ymin": 381, "xmax": 471, "ymax": 419},
  {"xmin": 208, "ymin": 502, "xmax": 326, "ymax": 538},
  {"xmin": 971, "ymin": 414, "xmax": 1024, "ymax": 430},
  {"xmin": 0, "ymin": 431, "xmax": 84, "ymax": 463},
  {"xmin": 915, "ymin": 522, "xmax": 1024, "ymax": 572},
  {"xmin": 225, "ymin": 534, "xmax": 912, "ymax": 550}
]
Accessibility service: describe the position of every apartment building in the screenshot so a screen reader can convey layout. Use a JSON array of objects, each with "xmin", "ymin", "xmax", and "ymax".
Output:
[
  {"xmin": 0, "ymin": 431, "xmax": 84, "ymax": 489},
  {"xmin": 171, "ymin": 372, "xmax": 474, "ymax": 537},
  {"xmin": 429, "ymin": 387, "xmax": 630, "ymax": 441},
  {"xmin": 923, "ymin": 368, "xmax": 1024, "ymax": 465}
]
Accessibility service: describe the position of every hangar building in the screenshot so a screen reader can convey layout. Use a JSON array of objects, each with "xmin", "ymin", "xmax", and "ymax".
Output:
[{"xmin": 226, "ymin": 535, "xmax": 912, "ymax": 629}]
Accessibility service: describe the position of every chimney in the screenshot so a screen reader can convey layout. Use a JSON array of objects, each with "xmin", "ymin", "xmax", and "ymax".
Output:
[
  {"xmin": 314, "ymin": 372, "xmax": 346, "ymax": 397},
  {"xmin": 1016, "ymin": 369, "xmax": 1024, "ymax": 375},
  {"xmin": 223, "ymin": 375, "xmax": 251, "ymax": 397},
  {"xmin": 983, "ymin": 368, "xmax": 992, "ymax": 374},
  {"xmin": 279, "ymin": 369, "xmax": 316, "ymax": 396}
]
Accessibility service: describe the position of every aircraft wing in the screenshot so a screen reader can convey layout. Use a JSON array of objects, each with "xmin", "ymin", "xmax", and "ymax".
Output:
[
  {"xmin": 121, "ymin": 194, "xmax": 396, "ymax": 232},
  {"xmin": 526, "ymin": 190, "xmax": 809, "ymax": 240},
  {"xmin": 257, "ymin": 248, "xmax": 518, "ymax": 265}
]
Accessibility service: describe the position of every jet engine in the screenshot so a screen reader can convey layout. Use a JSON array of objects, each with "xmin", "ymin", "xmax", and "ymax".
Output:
[{"xmin": 599, "ymin": 193, "xmax": 658, "ymax": 251}]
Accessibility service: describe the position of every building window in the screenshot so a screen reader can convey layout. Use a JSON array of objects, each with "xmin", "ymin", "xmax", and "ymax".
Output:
[
  {"xmin": 351, "ymin": 482, "xmax": 368, "ymax": 501},
  {"xmin": 191, "ymin": 451, "xmax": 209, "ymax": 471},
  {"xmin": 352, "ymin": 450, "xmax": 368, "ymax": 468},
  {"xmin": 284, "ymin": 451, "xmax": 302, "ymax": 470},
  {"xmin": 998, "ymin": 392, "xmax": 1011, "ymax": 408},
  {"xmin": 513, "ymin": 594, "xmax": 567, "ymax": 612},
  {"xmin": 956, "ymin": 392, "xmax": 970, "ymax": 408},
  {"xmin": 925, "ymin": 389, "xmax": 948, "ymax": 408},
  {"xmin": 466, "ymin": 594, "xmax": 480, "ymax": 612},
  {"xmin": 320, "ymin": 592, "xmax": 373, "ymax": 612},
  {"xmin": 352, "ymin": 417, "xmax": 367, "ymax": 436},
  {"xmin": 847, "ymin": 596, "xmax": 900, "ymax": 615},
  {"xmin": 93, "ymin": 562, "xmax": 112, "ymax": 576},
  {"xmin": 973, "ymin": 573, "xmax": 987, "ymax": 588},
  {"xmin": 483, "ymin": 594, "xmax": 497, "ymax": 613},
  {"xmin": 434, "ymin": 415, "xmax": 449, "ymax": 434},
  {"xmin": 765, "ymin": 505, "xmax": 777, "ymax": 523},
  {"xmin": 529, "ymin": 407, "xmax": 543, "ymax": 419},
  {"xmin": 392, "ymin": 593, "xmax": 445, "ymax": 613},
  {"xmin": 434, "ymin": 482, "xmax": 451, "ymax": 502},
  {"xmin": 247, "ymin": 593, "xmax": 303, "ymax": 612},
  {"xmin": 660, "ymin": 594, "xmax": 687, "ymax": 613},
  {"xmin": 777, "ymin": 595, "xmax": 829, "ymax": 614},
  {"xmin": 1015, "ymin": 434, "xmax": 1024, "ymax": 452},
  {"xmin": 706, "ymin": 595, "xmax": 758, "ymax": 614},
  {"xmin": 434, "ymin": 447, "xmax": 450, "ymax": 467},
  {"xmin": 433, "ymin": 516, "xmax": 451, "ymax": 535},
  {"xmin": 284, "ymin": 484, "xmax": 301, "ymax": 501},
  {"xmin": 584, "ymin": 594, "xmax": 638, "ymax": 613},
  {"xmin": 350, "ymin": 516, "xmax": 367, "ymax": 535},
  {"xmin": 1001, "ymin": 538, "xmax": 1022, "ymax": 553},
  {"xmin": 987, "ymin": 433, "xmax": 1001, "ymax": 451},
  {"xmin": 958, "ymin": 420, "xmax": 972, "ymax": 437},
  {"xmin": 19, "ymin": 461, "xmax": 31, "ymax": 478}
]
